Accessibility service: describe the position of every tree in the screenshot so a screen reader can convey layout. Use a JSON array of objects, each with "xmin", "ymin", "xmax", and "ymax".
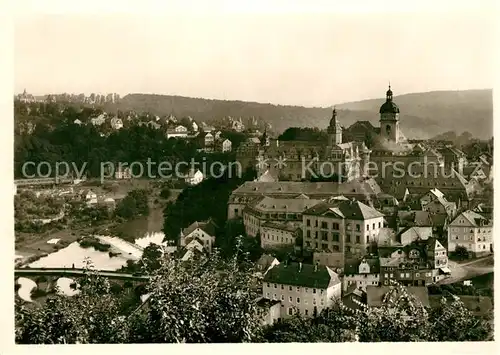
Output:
[
  {"xmin": 159, "ymin": 187, "xmax": 171, "ymax": 199},
  {"xmin": 454, "ymin": 245, "xmax": 469, "ymax": 260},
  {"xmin": 127, "ymin": 250, "xmax": 263, "ymax": 343},
  {"xmin": 15, "ymin": 260, "xmax": 129, "ymax": 344}
]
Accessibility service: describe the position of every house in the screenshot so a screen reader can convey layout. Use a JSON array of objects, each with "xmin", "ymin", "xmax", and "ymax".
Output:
[
  {"xmin": 204, "ymin": 132, "xmax": 214, "ymax": 147},
  {"xmin": 232, "ymin": 119, "xmax": 245, "ymax": 132},
  {"xmin": 179, "ymin": 219, "xmax": 217, "ymax": 253},
  {"xmin": 184, "ymin": 169, "xmax": 204, "ymax": 186},
  {"xmin": 115, "ymin": 166, "xmax": 132, "ymax": 180},
  {"xmin": 166, "ymin": 125, "xmax": 189, "ymax": 138},
  {"xmin": 302, "ymin": 199, "xmax": 385, "ymax": 258},
  {"xmin": 260, "ymin": 221, "xmax": 302, "ymax": 249},
  {"xmin": 110, "ymin": 116, "xmax": 123, "ymax": 130},
  {"xmin": 80, "ymin": 189, "xmax": 97, "ymax": 205},
  {"xmin": 255, "ymin": 254, "xmax": 280, "ymax": 275},
  {"xmin": 262, "ymin": 262, "xmax": 341, "ymax": 319},
  {"xmin": 343, "ymin": 258, "xmax": 381, "ymax": 291},
  {"xmin": 366, "ymin": 285, "xmax": 430, "ymax": 308},
  {"xmin": 73, "ymin": 119, "xmax": 83, "ymax": 125},
  {"xmin": 256, "ymin": 298, "xmax": 281, "ymax": 325},
  {"xmin": 90, "ymin": 114, "xmax": 106, "ymax": 126},
  {"xmin": 219, "ymin": 139, "xmax": 233, "ymax": 153},
  {"xmin": 420, "ymin": 188, "xmax": 457, "ymax": 218},
  {"xmin": 462, "ymin": 164, "xmax": 488, "ymax": 182},
  {"xmin": 243, "ymin": 196, "xmax": 322, "ymax": 237},
  {"xmin": 448, "ymin": 210, "xmax": 493, "ymax": 257},
  {"xmin": 379, "ymin": 237, "xmax": 449, "ymax": 286},
  {"xmin": 191, "ymin": 121, "xmax": 199, "ymax": 132}
]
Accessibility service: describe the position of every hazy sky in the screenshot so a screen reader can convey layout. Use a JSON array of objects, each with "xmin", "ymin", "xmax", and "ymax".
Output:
[{"xmin": 15, "ymin": 9, "xmax": 495, "ymax": 107}]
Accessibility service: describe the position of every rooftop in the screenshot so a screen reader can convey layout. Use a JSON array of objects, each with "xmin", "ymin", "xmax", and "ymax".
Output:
[
  {"xmin": 303, "ymin": 199, "xmax": 384, "ymax": 221},
  {"xmin": 263, "ymin": 262, "xmax": 340, "ymax": 289}
]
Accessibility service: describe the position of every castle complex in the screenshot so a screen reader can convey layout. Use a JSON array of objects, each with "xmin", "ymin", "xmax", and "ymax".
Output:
[{"xmin": 237, "ymin": 85, "xmax": 474, "ymax": 208}]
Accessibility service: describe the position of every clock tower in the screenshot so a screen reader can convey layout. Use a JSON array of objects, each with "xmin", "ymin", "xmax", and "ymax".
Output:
[{"xmin": 379, "ymin": 85, "xmax": 400, "ymax": 143}]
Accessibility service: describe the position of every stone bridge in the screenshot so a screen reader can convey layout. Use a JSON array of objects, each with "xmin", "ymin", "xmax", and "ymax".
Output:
[{"xmin": 15, "ymin": 267, "xmax": 150, "ymax": 281}]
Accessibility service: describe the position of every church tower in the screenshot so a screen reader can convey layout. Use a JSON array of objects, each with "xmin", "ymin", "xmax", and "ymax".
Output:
[
  {"xmin": 379, "ymin": 84, "xmax": 400, "ymax": 143},
  {"xmin": 327, "ymin": 107, "xmax": 342, "ymax": 146}
]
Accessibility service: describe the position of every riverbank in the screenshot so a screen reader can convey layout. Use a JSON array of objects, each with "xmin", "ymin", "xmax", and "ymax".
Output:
[{"xmin": 15, "ymin": 179, "xmax": 179, "ymax": 264}]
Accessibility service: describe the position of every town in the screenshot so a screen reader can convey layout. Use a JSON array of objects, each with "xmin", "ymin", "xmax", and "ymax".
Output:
[{"xmin": 14, "ymin": 85, "xmax": 494, "ymax": 343}]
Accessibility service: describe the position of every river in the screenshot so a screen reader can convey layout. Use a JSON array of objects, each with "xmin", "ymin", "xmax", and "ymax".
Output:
[{"xmin": 16, "ymin": 206, "xmax": 166, "ymax": 302}]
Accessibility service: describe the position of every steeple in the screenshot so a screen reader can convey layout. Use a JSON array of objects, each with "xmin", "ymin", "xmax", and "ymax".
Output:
[
  {"xmin": 327, "ymin": 106, "xmax": 342, "ymax": 145},
  {"xmin": 261, "ymin": 126, "xmax": 270, "ymax": 147},
  {"xmin": 386, "ymin": 83, "xmax": 393, "ymax": 101}
]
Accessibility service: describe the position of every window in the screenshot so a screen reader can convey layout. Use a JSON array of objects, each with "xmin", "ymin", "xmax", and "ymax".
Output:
[
  {"xmin": 315, "ymin": 220, "xmax": 318, "ymax": 227},
  {"xmin": 297, "ymin": 297, "xmax": 301, "ymax": 304},
  {"xmin": 390, "ymin": 273, "xmax": 394, "ymax": 278},
  {"xmin": 332, "ymin": 223, "xmax": 339, "ymax": 230},
  {"xmin": 356, "ymin": 235, "xmax": 360, "ymax": 243},
  {"xmin": 289, "ymin": 296, "xmax": 293, "ymax": 302},
  {"xmin": 321, "ymin": 221, "xmax": 328, "ymax": 229},
  {"xmin": 416, "ymin": 273, "xmax": 420, "ymax": 277},
  {"xmin": 332, "ymin": 233, "xmax": 339, "ymax": 242},
  {"xmin": 367, "ymin": 224, "xmax": 370, "ymax": 231},
  {"xmin": 273, "ymin": 294, "xmax": 277, "ymax": 300},
  {"xmin": 274, "ymin": 284, "xmax": 277, "ymax": 288},
  {"xmin": 406, "ymin": 273, "xmax": 410, "ymax": 278},
  {"xmin": 281, "ymin": 295, "xmax": 285, "ymax": 301},
  {"xmin": 305, "ymin": 309, "xmax": 309, "ymax": 316},
  {"xmin": 315, "ymin": 231, "xmax": 319, "ymax": 239},
  {"xmin": 266, "ymin": 292, "xmax": 270, "ymax": 298},
  {"xmin": 320, "ymin": 299, "xmax": 324, "ymax": 306},
  {"xmin": 313, "ymin": 298, "xmax": 317, "ymax": 305},
  {"xmin": 306, "ymin": 219, "xmax": 311, "ymax": 226},
  {"xmin": 384, "ymin": 273, "xmax": 389, "ymax": 278},
  {"xmin": 400, "ymin": 273, "xmax": 405, "ymax": 278},
  {"xmin": 267, "ymin": 283, "xmax": 270, "ymax": 287},
  {"xmin": 313, "ymin": 289, "xmax": 317, "ymax": 294},
  {"xmin": 281, "ymin": 285, "xmax": 284, "ymax": 290},
  {"xmin": 289, "ymin": 286, "xmax": 292, "ymax": 291},
  {"xmin": 346, "ymin": 234, "xmax": 351, "ymax": 243},
  {"xmin": 307, "ymin": 230, "xmax": 311, "ymax": 238},
  {"xmin": 356, "ymin": 224, "xmax": 360, "ymax": 232},
  {"xmin": 378, "ymin": 222, "xmax": 381, "ymax": 228},
  {"xmin": 304, "ymin": 299, "xmax": 308, "ymax": 305},
  {"xmin": 297, "ymin": 287, "xmax": 301, "ymax": 292},
  {"xmin": 305, "ymin": 288, "xmax": 309, "ymax": 293},
  {"xmin": 373, "ymin": 223, "xmax": 375, "ymax": 229},
  {"xmin": 288, "ymin": 307, "xmax": 293, "ymax": 316}
]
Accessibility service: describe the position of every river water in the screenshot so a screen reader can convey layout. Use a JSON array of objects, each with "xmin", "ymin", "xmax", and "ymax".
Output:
[{"xmin": 16, "ymin": 207, "xmax": 166, "ymax": 302}]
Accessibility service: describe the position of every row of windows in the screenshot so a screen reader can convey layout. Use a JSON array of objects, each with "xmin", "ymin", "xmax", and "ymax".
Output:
[
  {"xmin": 450, "ymin": 228, "xmax": 489, "ymax": 233},
  {"xmin": 384, "ymin": 272, "xmax": 432, "ymax": 278},
  {"xmin": 265, "ymin": 293, "xmax": 325, "ymax": 306},
  {"xmin": 304, "ymin": 230, "xmax": 368, "ymax": 244},
  {"xmin": 262, "ymin": 234, "xmax": 294, "ymax": 244},
  {"xmin": 266, "ymin": 283, "xmax": 323, "ymax": 294}
]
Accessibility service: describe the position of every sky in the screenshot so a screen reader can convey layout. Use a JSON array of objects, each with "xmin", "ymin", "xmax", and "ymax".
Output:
[{"xmin": 14, "ymin": 3, "xmax": 496, "ymax": 107}]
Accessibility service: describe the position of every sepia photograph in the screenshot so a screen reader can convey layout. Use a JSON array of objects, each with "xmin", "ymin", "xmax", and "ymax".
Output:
[{"xmin": 9, "ymin": 0, "xmax": 495, "ymax": 346}]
